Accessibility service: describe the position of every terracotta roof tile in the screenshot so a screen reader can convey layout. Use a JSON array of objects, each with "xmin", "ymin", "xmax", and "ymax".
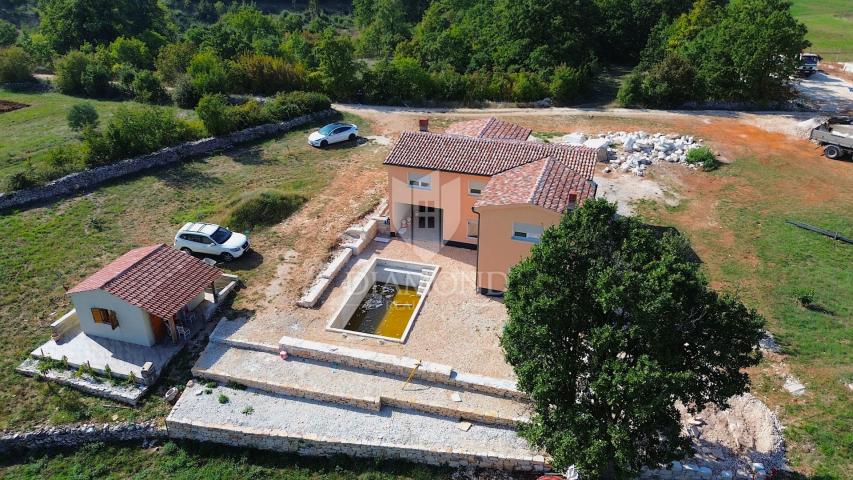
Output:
[
  {"xmin": 475, "ymin": 158, "xmax": 597, "ymax": 213},
  {"xmin": 67, "ymin": 244, "xmax": 222, "ymax": 318},
  {"xmin": 444, "ymin": 117, "xmax": 532, "ymax": 140},
  {"xmin": 384, "ymin": 131, "xmax": 598, "ymax": 179}
]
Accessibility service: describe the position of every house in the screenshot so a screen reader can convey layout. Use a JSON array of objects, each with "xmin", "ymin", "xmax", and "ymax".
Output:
[
  {"xmin": 384, "ymin": 119, "xmax": 598, "ymax": 294},
  {"xmin": 65, "ymin": 243, "xmax": 224, "ymax": 346}
]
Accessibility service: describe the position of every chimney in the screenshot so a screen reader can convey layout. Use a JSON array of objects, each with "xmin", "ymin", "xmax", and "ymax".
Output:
[
  {"xmin": 419, "ymin": 118, "xmax": 429, "ymax": 132},
  {"xmin": 568, "ymin": 192, "xmax": 578, "ymax": 206}
]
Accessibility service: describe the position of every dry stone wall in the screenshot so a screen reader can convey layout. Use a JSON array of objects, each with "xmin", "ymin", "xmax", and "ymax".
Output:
[
  {"xmin": 0, "ymin": 110, "xmax": 335, "ymax": 211},
  {"xmin": 0, "ymin": 421, "xmax": 165, "ymax": 454}
]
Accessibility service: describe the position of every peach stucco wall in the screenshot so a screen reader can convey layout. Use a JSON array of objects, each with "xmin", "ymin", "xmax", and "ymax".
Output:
[
  {"xmin": 474, "ymin": 204, "xmax": 560, "ymax": 292},
  {"xmin": 387, "ymin": 165, "xmax": 490, "ymax": 245}
]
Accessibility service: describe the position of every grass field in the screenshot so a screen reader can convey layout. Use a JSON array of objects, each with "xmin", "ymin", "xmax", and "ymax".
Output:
[
  {"xmin": 0, "ymin": 440, "xmax": 444, "ymax": 479},
  {"xmin": 0, "ymin": 90, "xmax": 196, "ymax": 180},
  {"xmin": 638, "ymin": 135, "xmax": 852, "ymax": 478},
  {"xmin": 0, "ymin": 90, "xmax": 383, "ymax": 431},
  {"xmin": 791, "ymin": 0, "xmax": 853, "ymax": 61}
]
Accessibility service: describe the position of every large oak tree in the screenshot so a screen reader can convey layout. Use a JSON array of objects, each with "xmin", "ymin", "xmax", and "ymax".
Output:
[{"xmin": 501, "ymin": 199, "xmax": 764, "ymax": 478}]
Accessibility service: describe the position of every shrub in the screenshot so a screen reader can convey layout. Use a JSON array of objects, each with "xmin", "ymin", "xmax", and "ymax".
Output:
[
  {"xmin": 226, "ymin": 191, "xmax": 307, "ymax": 231},
  {"xmin": 227, "ymin": 100, "xmax": 271, "ymax": 130},
  {"xmin": 155, "ymin": 41, "xmax": 197, "ymax": 85},
  {"xmin": 131, "ymin": 70, "xmax": 169, "ymax": 104},
  {"xmin": 795, "ymin": 287, "xmax": 815, "ymax": 307},
  {"xmin": 550, "ymin": 64, "xmax": 589, "ymax": 104},
  {"xmin": 108, "ymin": 36, "xmax": 151, "ymax": 70},
  {"xmin": 173, "ymin": 75, "xmax": 201, "ymax": 109},
  {"xmin": 217, "ymin": 394, "xmax": 229, "ymax": 404},
  {"xmin": 0, "ymin": 47, "xmax": 34, "ymax": 83},
  {"xmin": 616, "ymin": 72, "xmax": 644, "ymax": 107},
  {"xmin": 67, "ymin": 103, "xmax": 99, "ymax": 131},
  {"xmin": 230, "ymin": 54, "xmax": 307, "ymax": 95},
  {"xmin": 196, "ymin": 94, "xmax": 233, "ymax": 136},
  {"xmin": 83, "ymin": 105, "xmax": 200, "ymax": 166},
  {"xmin": 55, "ymin": 50, "xmax": 110, "ymax": 96},
  {"xmin": 114, "ymin": 63, "xmax": 137, "ymax": 90},
  {"xmin": 18, "ymin": 31, "xmax": 55, "ymax": 67},
  {"xmin": 187, "ymin": 50, "xmax": 230, "ymax": 95},
  {"xmin": 3, "ymin": 171, "xmax": 38, "ymax": 192},
  {"xmin": 511, "ymin": 72, "xmax": 548, "ymax": 102},
  {"xmin": 686, "ymin": 146, "xmax": 719, "ymax": 171},
  {"xmin": 270, "ymin": 91, "xmax": 331, "ymax": 115},
  {"xmin": 0, "ymin": 19, "xmax": 17, "ymax": 47},
  {"xmin": 38, "ymin": 144, "xmax": 85, "ymax": 181}
]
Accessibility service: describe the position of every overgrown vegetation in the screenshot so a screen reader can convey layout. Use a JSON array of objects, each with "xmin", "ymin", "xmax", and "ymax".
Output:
[
  {"xmin": 502, "ymin": 198, "xmax": 764, "ymax": 477},
  {"xmin": 225, "ymin": 190, "xmax": 307, "ymax": 232}
]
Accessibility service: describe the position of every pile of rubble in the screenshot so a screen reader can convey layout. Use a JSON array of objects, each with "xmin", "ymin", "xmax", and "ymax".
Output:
[{"xmin": 559, "ymin": 131, "xmax": 707, "ymax": 177}]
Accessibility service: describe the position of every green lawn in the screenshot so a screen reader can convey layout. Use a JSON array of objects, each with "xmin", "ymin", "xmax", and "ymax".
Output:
[
  {"xmin": 0, "ymin": 91, "xmax": 381, "ymax": 430},
  {"xmin": 639, "ymin": 154, "xmax": 852, "ymax": 478},
  {"xmin": 791, "ymin": 0, "xmax": 853, "ymax": 61},
  {"xmin": 0, "ymin": 440, "xmax": 445, "ymax": 479},
  {"xmin": 0, "ymin": 89, "xmax": 195, "ymax": 179}
]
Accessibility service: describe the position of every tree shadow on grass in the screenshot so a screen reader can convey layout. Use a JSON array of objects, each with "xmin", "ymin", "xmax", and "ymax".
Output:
[
  {"xmin": 804, "ymin": 303, "xmax": 835, "ymax": 316},
  {"xmin": 155, "ymin": 164, "xmax": 224, "ymax": 189}
]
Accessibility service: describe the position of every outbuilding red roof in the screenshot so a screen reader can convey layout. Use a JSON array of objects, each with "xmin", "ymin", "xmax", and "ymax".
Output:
[
  {"xmin": 444, "ymin": 117, "xmax": 532, "ymax": 141},
  {"xmin": 474, "ymin": 158, "xmax": 597, "ymax": 213},
  {"xmin": 384, "ymin": 131, "xmax": 598, "ymax": 179},
  {"xmin": 67, "ymin": 244, "xmax": 222, "ymax": 318}
]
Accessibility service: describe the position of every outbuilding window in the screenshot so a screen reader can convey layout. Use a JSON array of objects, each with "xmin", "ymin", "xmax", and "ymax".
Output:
[
  {"xmin": 91, "ymin": 308, "xmax": 119, "ymax": 329},
  {"xmin": 408, "ymin": 172, "xmax": 432, "ymax": 190},
  {"xmin": 512, "ymin": 223, "xmax": 543, "ymax": 243}
]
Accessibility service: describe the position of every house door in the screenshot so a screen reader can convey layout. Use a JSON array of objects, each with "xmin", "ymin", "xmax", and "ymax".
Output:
[
  {"xmin": 149, "ymin": 313, "xmax": 167, "ymax": 343},
  {"xmin": 413, "ymin": 205, "xmax": 441, "ymax": 245}
]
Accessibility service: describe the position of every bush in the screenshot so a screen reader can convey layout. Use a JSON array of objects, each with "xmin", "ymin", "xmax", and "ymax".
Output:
[
  {"xmin": 131, "ymin": 70, "xmax": 169, "ymax": 104},
  {"xmin": 0, "ymin": 19, "xmax": 17, "ymax": 47},
  {"xmin": 616, "ymin": 72, "xmax": 644, "ymax": 107},
  {"xmin": 113, "ymin": 63, "xmax": 137, "ymax": 90},
  {"xmin": 82, "ymin": 105, "xmax": 200, "ymax": 166},
  {"xmin": 550, "ymin": 64, "xmax": 589, "ymax": 104},
  {"xmin": 511, "ymin": 72, "xmax": 548, "ymax": 102},
  {"xmin": 227, "ymin": 100, "xmax": 271, "ymax": 130},
  {"xmin": 155, "ymin": 41, "xmax": 197, "ymax": 85},
  {"xmin": 173, "ymin": 75, "xmax": 201, "ymax": 109},
  {"xmin": 67, "ymin": 103, "xmax": 99, "ymax": 131},
  {"xmin": 230, "ymin": 54, "xmax": 307, "ymax": 95},
  {"xmin": 3, "ymin": 171, "xmax": 38, "ymax": 192},
  {"xmin": 35, "ymin": 145, "xmax": 86, "ymax": 183},
  {"xmin": 55, "ymin": 50, "xmax": 111, "ymax": 96},
  {"xmin": 187, "ymin": 50, "xmax": 230, "ymax": 95},
  {"xmin": 686, "ymin": 146, "xmax": 719, "ymax": 171},
  {"xmin": 270, "ymin": 91, "xmax": 331, "ymax": 115},
  {"xmin": 196, "ymin": 94, "xmax": 233, "ymax": 136},
  {"xmin": 0, "ymin": 47, "xmax": 34, "ymax": 83},
  {"xmin": 18, "ymin": 32, "xmax": 55, "ymax": 67},
  {"xmin": 108, "ymin": 36, "xmax": 152, "ymax": 70},
  {"xmin": 226, "ymin": 191, "xmax": 307, "ymax": 231}
]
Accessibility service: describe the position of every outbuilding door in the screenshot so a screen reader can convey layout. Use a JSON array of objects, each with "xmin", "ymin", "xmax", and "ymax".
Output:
[{"xmin": 149, "ymin": 313, "xmax": 167, "ymax": 343}]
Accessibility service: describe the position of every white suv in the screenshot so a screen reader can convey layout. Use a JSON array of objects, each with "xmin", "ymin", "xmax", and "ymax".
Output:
[{"xmin": 174, "ymin": 222, "xmax": 249, "ymax": 261}]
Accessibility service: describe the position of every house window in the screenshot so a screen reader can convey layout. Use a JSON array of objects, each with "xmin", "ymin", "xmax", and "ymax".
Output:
[
  {"xmin": 408, "ymin": 172, "xmax": 431, "ymax": 190},
  {"xmin": 467, "ymin": 220, "xmax": 479, "ymax": 238},
  {"xmin": 91, "ymin": 308, "xmax": 119, "ymax": 329},
  {"xmin": 469, "ymin": 181, "xmax": 486, "ymax": 196},
  {"xmin": 512, "ymin": 223, "xmax": 544, "ymax": 243}
]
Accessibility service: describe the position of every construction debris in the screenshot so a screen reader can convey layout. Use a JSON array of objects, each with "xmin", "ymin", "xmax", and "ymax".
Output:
[{"xmin": 560, "ymin": 131, "xmax": 707, "ymax": 177}]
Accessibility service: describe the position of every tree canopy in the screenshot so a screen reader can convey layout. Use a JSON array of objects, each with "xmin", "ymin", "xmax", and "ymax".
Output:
[{"xmin": 501, "ymin": 198, "xmax": 764, "ymax": 478}]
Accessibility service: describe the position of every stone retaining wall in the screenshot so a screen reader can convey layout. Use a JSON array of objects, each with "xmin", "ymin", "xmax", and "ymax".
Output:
[
  {"xmin": 0, "ymin": 109, "xmax": 336, "ymax": 211},
  {"xmin": 0, "ymin": 421, "xmax": 165, "ymax": 454},
  {"xmin": 166, "ymin": 417, "xmax": 547, "ymax": 472}
]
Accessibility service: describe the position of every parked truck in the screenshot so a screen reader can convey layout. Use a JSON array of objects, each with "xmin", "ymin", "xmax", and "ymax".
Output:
[
  {"xmin": 797, "ymin": 53, "xmax": 822, "ymax": 77},
  {"xmin": 810, "ymin": 117, "xmax": 853, "ymax": 160}
]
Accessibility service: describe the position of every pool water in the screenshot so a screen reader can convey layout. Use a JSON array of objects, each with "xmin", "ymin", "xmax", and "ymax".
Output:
[{"xmin": 343, "ymin": 282, "xmax": 421, "ymax": 339}]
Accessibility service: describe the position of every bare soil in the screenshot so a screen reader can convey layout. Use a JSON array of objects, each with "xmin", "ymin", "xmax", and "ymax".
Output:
[{"xmin": 0, "ymin": 99, "xmax": 28, "ymax": 113}]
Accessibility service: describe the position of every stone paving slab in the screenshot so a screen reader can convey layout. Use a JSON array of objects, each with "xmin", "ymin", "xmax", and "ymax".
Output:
[
  {"xmin": 192, "ymin": 343, "xmax": 529, "ymax": 426},
  {"xmin": 166, "ymin": 385, "xmax": 547, "ymax": 471}
]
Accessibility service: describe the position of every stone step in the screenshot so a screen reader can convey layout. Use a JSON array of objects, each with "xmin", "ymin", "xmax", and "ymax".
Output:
[
  {"xmin": 192, "ymin": 343, "xmax": 529, "ymax": 427},
  {"xmin": 167, "ymin": 384, "xmax": 547, "ymax": 472},
  {"xmin": 277, "ymin": 334, "xmax": 525, "ymax": 400}
]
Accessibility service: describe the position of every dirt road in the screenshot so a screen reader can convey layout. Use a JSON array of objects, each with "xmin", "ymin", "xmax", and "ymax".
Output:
[{"xmin": 794, "ymin": 71, "xmax": 853, "ymax": 114}]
